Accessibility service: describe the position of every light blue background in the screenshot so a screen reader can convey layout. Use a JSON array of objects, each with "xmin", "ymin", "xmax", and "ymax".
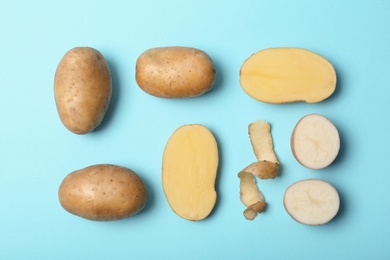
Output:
[{"xmin": 1, "ymin": 0, "xmax": 389, "ymax": 259}]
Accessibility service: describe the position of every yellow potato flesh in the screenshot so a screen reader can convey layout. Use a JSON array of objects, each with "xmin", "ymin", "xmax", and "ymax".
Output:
[
  {"xmin": 240, "ymin": 48, "xmax": 336, "ymax": 103},
  {"xmin": 162, "ymin": 124, "xmax": 218, "ymax": 221}
]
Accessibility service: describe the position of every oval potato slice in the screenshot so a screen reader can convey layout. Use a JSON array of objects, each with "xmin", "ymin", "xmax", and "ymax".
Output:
[
  {"xmin": 162, "ymin": 124, "xmax": 219, "ymax": 220},
  {"xmin": 240, "ymin": 48, "xmax": 336, "ymax": 103}
]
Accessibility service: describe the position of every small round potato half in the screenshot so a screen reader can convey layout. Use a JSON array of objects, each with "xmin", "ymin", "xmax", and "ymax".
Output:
[
  {"xmin": 54, "ymin": 47, "xmax": 112, "ymax": 134},
  {"xmin": 136, "ymin": 46, "xmax": 216, "ymax": 98},
  {"xmin": 284, "ymin": 179, "xmax": 340, "ymax": 225},
  {"xmin": 58, "ymin": 164, "xmax": 147, "ymax": 221},
  {"xmin": 291, "ymin": 114, "xmax": 340, "ymax": 169}
]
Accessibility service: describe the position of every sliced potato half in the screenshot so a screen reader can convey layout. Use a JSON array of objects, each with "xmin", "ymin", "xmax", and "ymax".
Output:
[
  {"xmin": 284, "ymin": 179, "xmax": 340, "ymax": 225},
  {"xmin": 162, "ymin": 124, "xmax": 219, "ymax": 221}
]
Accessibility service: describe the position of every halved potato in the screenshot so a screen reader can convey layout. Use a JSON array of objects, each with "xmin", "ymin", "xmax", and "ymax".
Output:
[
  {"xmin": 284, "ymin": 179, "xmax": 340, "ymax": 225},
  {"xmin": 240, "ymin": 48, "xmax": 336, "ymax": 103},
  {"xmin": 291, "ymin": 114, "xmax": 340, "ymax": 169},
  {"xmin": 162, "ymin": 124, "xmax": 219, "ymax": 221}
]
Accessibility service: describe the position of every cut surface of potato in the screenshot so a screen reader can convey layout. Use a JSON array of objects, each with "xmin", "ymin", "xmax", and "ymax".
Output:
[
  {"xmin": 284, "ymin": 179, "xmax": 340, "ymax": 225},
  {"xmin": 240, "ymin": 48, "xmax": 336, "ymax": 104},
  {"xmin": 248, "ymin": 120, "xmax": 279, "ymax": 163},
  {"xmin": 162, "ymin": 124, "xmax": 218, "ymax": 221},
  {"xmin": 291, "ymin": 114, "xmax": 340, "ymax": 169}
]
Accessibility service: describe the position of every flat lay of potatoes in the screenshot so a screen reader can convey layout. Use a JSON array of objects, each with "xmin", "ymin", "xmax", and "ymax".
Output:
[{"xmin": 54, "ymin": 45, "xmax": 342, "ymax": 225}]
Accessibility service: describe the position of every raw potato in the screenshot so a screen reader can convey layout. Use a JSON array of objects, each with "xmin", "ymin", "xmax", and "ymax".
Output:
[
  {"xmin": 58, "ymin": 164, "xmax": 147, "ymax": 221},
  {"xmin": 291, "ymin": 114, "xmax": 340, "ymax": 169},
  {"xmin": 136, "ymin": 46, "xmax": 216, "ymax": 98},
  {"xmin": 162, "ymin": 124, "xmax": 219, "ymax": 220},
  {"xmin": 284, "ymin": 179, "xmax": 340, "ymax": 225},
  {"xmin": 240, "ymin": 48, "xmax": 336, "ymax": 104},
  {"xmin": 54, "ymin": 47, "xmax": 112, "ymax": 134},
  {"xmin": 238, "ymin": 171, "xmax": 266, "ymax": 220}
]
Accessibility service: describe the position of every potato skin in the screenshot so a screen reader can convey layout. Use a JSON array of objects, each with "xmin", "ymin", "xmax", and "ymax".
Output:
[
  {"xmin": 58, "ymin": 164, "xmax": 147, "ymax": 221},
  {"xmin": 136, "ymin": 47, "xmax": 216, "ymax": 98},
  {"xmin": 54, "ymin": 47, "xmax": 112, "ymax": 134}
]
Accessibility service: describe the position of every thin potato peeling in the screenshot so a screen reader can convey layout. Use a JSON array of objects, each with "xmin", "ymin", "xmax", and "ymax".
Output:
[{"xmin": 238, "ymin": 120, "xmax": 280, "ymax": 221}]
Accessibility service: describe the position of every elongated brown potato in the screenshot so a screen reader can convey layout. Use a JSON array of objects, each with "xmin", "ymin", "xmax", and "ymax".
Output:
[
  {"xmin": 58, "ymin": 164, "xmax": 147, "ymax": 221},
  {"xmin": 136, "ymin": 47, "xmax": 216, "ymax": 98},
  {"xmin": 54, "ymin": 47, "xmax": 112, "ymax": 134}
]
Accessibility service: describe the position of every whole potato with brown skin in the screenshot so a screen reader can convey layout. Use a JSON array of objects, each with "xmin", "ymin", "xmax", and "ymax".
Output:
[
  {"xmin": 58, "ymin": 164, "xmax": 147, "ymax": 221},
  {"xmin": 136, "ymin": 46, "xmax": 216, "ymax": 98},
  {"xmin": 54, "ymin": 47, "xmax": 112, "ymax": 134}
]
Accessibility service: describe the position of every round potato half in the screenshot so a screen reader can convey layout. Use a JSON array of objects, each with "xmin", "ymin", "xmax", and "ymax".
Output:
[{"xmin": 284, "ymin": 179, "xmax": 340, "ymax": 225}]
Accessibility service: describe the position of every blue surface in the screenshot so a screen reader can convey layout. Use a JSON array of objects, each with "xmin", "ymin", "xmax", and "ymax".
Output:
[{"xmin": 1, "ymin": 0, "xmax": 389, "ymax": 259}]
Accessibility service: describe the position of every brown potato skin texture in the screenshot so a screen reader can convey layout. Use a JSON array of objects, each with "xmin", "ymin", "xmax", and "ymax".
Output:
[
  {"xmin": 54, "ymin": 47, "xmax": 112, "ymax": 134},
  {"xmin": 136, "ymin": 47, "xmax": 216, "ymax": 98},
  {"xmin": 58, "ymin": 164, "xmax": 147, "ymax": 221},
  {"xmin": 243, "ymin": 161, "xmax": 279, "ymax": 179}
]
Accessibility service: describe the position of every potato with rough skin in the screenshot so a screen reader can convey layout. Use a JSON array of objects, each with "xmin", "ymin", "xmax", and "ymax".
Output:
[
  {"xmin": 240, "ymin": 48, "xmax": 336, "ymax": 104},
  {"xmin": 58, "ymin": 164, "xmax": 147, "ymax": 221},
  {"xmin": 54, "ymin": 47, "xmax": 112, "ymax": 134},
  {"xmin": 136, "ymin": 46, "xmax": 216, "ymax": 98}
]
